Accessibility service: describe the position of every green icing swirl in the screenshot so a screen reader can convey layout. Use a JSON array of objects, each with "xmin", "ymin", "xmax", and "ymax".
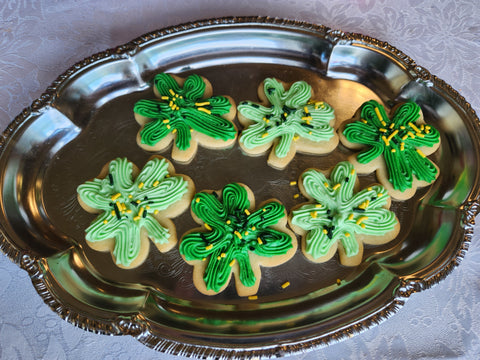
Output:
[
  {"xmin": 238, "ymin": 78, "xmax": 335, "ymax": 158},
  {"xmin": 134, "ymin": 73, "xmax": 236, "ymax": 151},
  {"xmin": 179, "ymin": 183, "xmax": 293, "ymax": 293},
  {"xmin": 291, "ymin": 161, "xmax": 397, "ymax": 260},
  {"xmin": 77, "ymin": 157, "xmax": 189, "ymax": 267},
  {"xmin": 343, "ymin": 100, "xmax": 440, "ymax": 192}
]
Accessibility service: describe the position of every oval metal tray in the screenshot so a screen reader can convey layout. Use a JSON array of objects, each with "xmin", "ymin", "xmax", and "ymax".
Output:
[{"xmin": 0, "ymin": 16, "xmax": 479, "ymax": 359}]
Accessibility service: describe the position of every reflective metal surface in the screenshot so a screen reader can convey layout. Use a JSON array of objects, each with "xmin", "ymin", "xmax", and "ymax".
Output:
[{"xmin": 0, "ymin": 17, "xmax": 479, "ymax": 359}]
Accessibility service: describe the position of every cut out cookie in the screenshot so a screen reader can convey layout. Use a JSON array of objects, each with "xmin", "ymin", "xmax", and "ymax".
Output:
[
  {"xmin": 77, "ymin": 156, "xmax": 194, "ymax": 269},
  {"xmin": 237, "ymin": 78, "xmax": 337, "ymax": 170},
  {"xmin": 179, "ymin": 182, "xmax": 297, "ymax": 296},
  {"xmin": 134, "ymin": 73, "xmax": 237, "ymax": 164},
  {"xmin": 339, "ymin": 100, "xmax": 441, "ymax": 200},
  {"xmin": 289, "ymin": 161, "xmax": 399, "ymax": 267}
]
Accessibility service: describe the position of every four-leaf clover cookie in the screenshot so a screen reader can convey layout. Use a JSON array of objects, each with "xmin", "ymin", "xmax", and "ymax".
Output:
[{"xmin": 289, "ymin": 161, "xmax": 399, "ymax": 266}]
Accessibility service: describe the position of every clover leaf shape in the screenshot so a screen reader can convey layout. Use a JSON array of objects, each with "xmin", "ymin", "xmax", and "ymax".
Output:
[
  {"xmin": 134, "ymin": 73, "xmax": 237, "ymax": 162},
  {"xmin": 290, "ymin": 161, "xmax": 399, "ymax": 266},
  {"xmin": 77, "ymin": 157, "xmax": 191, "ymax": 268},
  {"xmin": 238, "ymin": 78, "xmax": 337, "ymax": 169},
  {"xmin": 341, "ymin": 100, "xmax": 440, "ymax": 198},
  {"xmin": 179, "ymin": 183, "xmax": 296, "ymax": 296}
]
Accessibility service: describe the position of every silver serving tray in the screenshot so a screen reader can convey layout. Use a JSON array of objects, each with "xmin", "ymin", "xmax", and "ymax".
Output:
[{"xmin": 0, "ymin": 16, "xmax": 479, "ymax": 359}]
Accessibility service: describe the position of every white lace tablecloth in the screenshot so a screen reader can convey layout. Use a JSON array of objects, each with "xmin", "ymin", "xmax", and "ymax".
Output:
[{"xmin": 1, "ymin": 1, "xmax": 479, "ymax": 359}]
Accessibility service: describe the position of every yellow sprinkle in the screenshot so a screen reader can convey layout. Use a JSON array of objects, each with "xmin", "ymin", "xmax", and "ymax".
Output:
[
  {"xmin": 190, "ymin": 128, "xmax": 193, "ymax": 132},
  {"xmin": 409, "ymin": 122, "xmax": 421, "ymax": 132},
  {"xmin": 324, "ymin": 182, "xmax": 329, "ymax": 188},
  {"xmin": 416, "ymin": 149, "xmax": 426, "ymax": 158},
  {"xmin": 416, "ymin": 132, "xmax": 425, "ymax": 138},
  {"xmin": 251, "ymin": 226, "xmax": 256, "ymax": 231},
  {"xmin": 195, "ymin": 101, "xmax": 210, "ymax": 106},
  {"xmin": 111, "ymin": 210, "xmax": 116, "ymax": 217},
  {"xmin": 168, "ymin": 89, "xmax": 175, "ymax": 96},
  {"xmin": 336, "ymin": 278, "xmax": 342, "ymax": 285},
  {"xmin": 379, "ymin": 128, "xmax": 387, "ymax": 133},
  {"xmin": 262, "ymin": 208, "xmax": 266, "ymax": 212},
  {"xmin": 345, "ymin": 232, "xmax": 350, "ymax": 237},
  {"xmin": 226, "ymin": 220, "xmax": 231, "ymax": 225},
  {"xmin": 138, "ymin": 207, "xmax": 145, "ymax": 218},
  {"xmin": 367, "ymin": 187, "xmax": 372, "ymax": 191},
  {"xmin": 127, "ymin": 210, "xmax": 132, "ymax": 214},
  {"xmin": 229, "ymin": 259, "xmax": 236, "ymax": 267},
  {"xmin": 244, "ymin": 231, "xmax": 249, "ymax": 236},
  {"xmin": 166, "ymin": 125, "xmax": 171, "ymax": 129},
  {"xmin": 257, "ymin": 237, "xmax": 263, "ymax": 245},
  {"xmin": 281, "ymin": 281, "xmax": 290, "ymax": 289},
  {"xmin": 154, "ymin": 210, "xmax": 159, "ymax": 214},
  {"xmin": 162, "ymin": 119, "xmax": 169, "ymax": 123},
  {"xmin": 115, "ymin": 201, "xmax": 122, "ymax": 210},
  {"xmin": 322, "ymin": 229, "xmax": 328, "ymax": 234},
  {"xmin": 293, "ymin": 194, "xmax": 300, "ymax": 199},
  {"xmin": 195, "ymin": 197, "xmax": 201, "ymax": 203},
  {"xmin": 407, "ymin": 131, "xmax": 415, "ymax": 138},
  {"xmin": 350, "ymin": 169, "xmax": 355, "ymax": 175},
  {"xmin": 121, "ymin": 203, "xmax": 127, "ymax": 211},
  {"xmin": 197, "ymin": 107, "xmax": 211, "ymax": 115},
  {"xmin": 374, "ymin": 107, "xmax": 383, "ymax": 122},
  {"xmin": 290, "ymin": 181, "xmax": 297, "ymax": 186},
  {"xmin": 248, "ymin": 295, "xmax": 258, "ymax": 300},
  {"xmin": 358, "ymin": 200, "xmax": 370, "ymax": 210},
  {"xmin": 221, "ymin": 253, "xmax": 226, "ymax": 258},
  {"xmin": 356, "ymin": 216, "xmax": 368, "ymax": 225},
  {"xmin": 293, "ymin": 135, "xmax": 300, "ymax": 141},
  {"xmin": 161, "ymin": 96, "xmax": 169, "ymax": 100},
  {"xmin": 136, "ymin": 200, "xmax": 141, "ymax": 204},
  {"xmin": 389, "ymin": 123, "xmax": 395, "ymax": 129},
  {"xmin": 133, "ymin": 216, "xmax": 141, "ymax": 221},
  {"xmin": 361, "ymin": 119, "xmax": 368, "ymax": 124},
  {"xmin": 315, "ymin": 204, "xmax": 322, "ymax": 208},
  {"xmin": 284, "ymin": 112, "xmax": 288, "ymax": 117},
  {"xmin": 205, "ymin": 244, "xmax": 213, "ymax": 250},
  {"xmin": 310, "ymin": 211, "xmax": 317, "ymax": 218},
  {"xmin": 382, "ymin": 135, "xmax": 390, "ymax": 146},
  {"xmin": 205, "ymin": 223, "xmax": 212, "ymax": 231},
  {"xmin": 234, "ymin": 231, "xmax": 242, "ymax": 239},
  {"xmin": 391, "ymin": 148, "xmax": 396, "ymax": 153},
  {"xmin": 111, "ymin": 192, "xmax": 121, "ymax": 201},
  {"xmin": 103, "ymin": 220, "xmax": 108, "ymax": 224},
  {"xmin": 386, "ymin": 129, "xmax": 399, "ymax": 143},
  {"xmin": 166, "ymin": 174, "xmax": 170, "ymax": 178},
  {"xmin": 128, "ymin": 194, "xmax": 133, "ymax": 198},
  {"xmin": 302, "ymin": 116, "xmax": 313, "ymax": 121},
  {"xmin": 145, "ymin": 206, "xmax": 150, "ymax": 210},
  {"xmin": 402, "ymin": 134, "xmax": 409, "ymax": 141},
  {"xmin": 244, "ymin": 209, "xmax": 251, "ymax": 216},
  {"xmin": 262, "ymin": 133, "xmax": 269, "ymax": 138},
  {"xmin": 348, "ymin": 214, "xmax": 354, "ymax": 221},
  {"xmin": 332, "ymin": 183, "xmax": 341, "ymax": 191},
  {"xmin": 304, "ymin": 106, "xmax": 309, "ymax": 114},
  {"xmin": 400, "ymin": 142, "xmax": 405, "ymax": 151},
  {"xmin": 172, "ymin": 129, "xmax": 177, "ymax": 134},
  {"xmin": 378, "ymin": 193, "xmax": 384, "ymax": 197},
  {"xmin": 138, "ymin": 182, "xmax": 144, "ymax": 189},
  {"xmin": 217, "ymin": 256, "xmax": 221, "ymax": 260},
  {"xmin": 308, "ymin": 131, "xmax": 313, "ymax": 135},
  {"xmin": 153, "ymin": 180, "xmax": 160, "ymax": 187},
  {"xmin": 361, "ymin": 223, "xmax": 366, "ymax": 228},
  {"xmin": 202, "ymin": 257, "xmax": 206, "ymax": 261},
  {"xmin": 169, "ymin": 101, "xmax": 174, "ymax": 108}
]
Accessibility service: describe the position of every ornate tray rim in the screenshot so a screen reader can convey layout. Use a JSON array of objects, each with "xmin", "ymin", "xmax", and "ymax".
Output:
[{"xmin": 0, "ymin": 16, "xmax": 479, "ymax": 359}]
